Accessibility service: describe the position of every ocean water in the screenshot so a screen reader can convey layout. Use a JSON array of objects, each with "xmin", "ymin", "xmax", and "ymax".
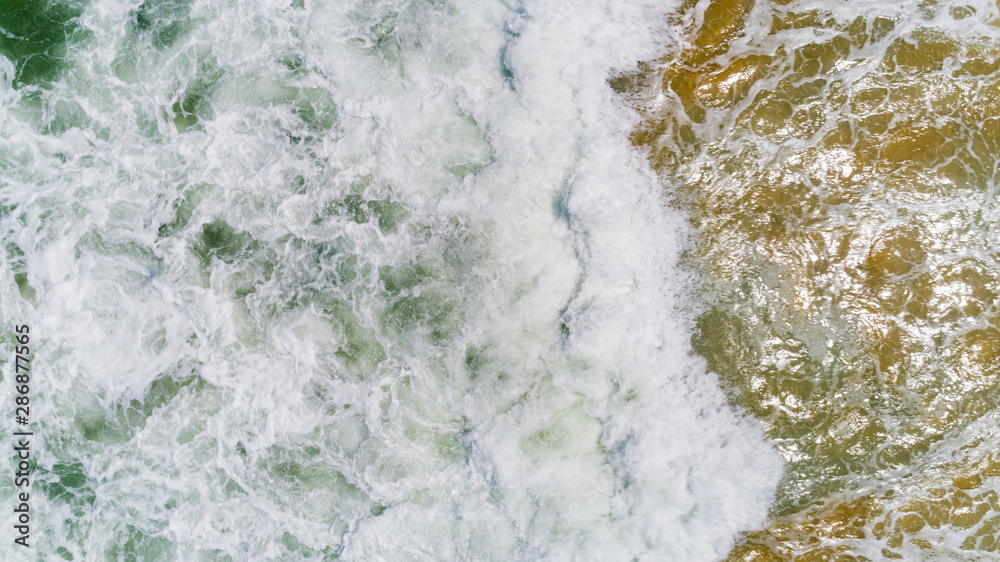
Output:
[
  {"xmin": 628, "ymin": 0, "xmax": 1000, "ymax": 558},
  {"xmin": 0, "ymin": 0, "xmax": 785, "ymax": 560}
]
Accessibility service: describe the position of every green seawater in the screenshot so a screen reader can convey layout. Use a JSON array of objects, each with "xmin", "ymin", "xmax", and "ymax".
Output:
[{"xmin": 0, "ymin": 0, "xmax": 85, "ymax": 87}]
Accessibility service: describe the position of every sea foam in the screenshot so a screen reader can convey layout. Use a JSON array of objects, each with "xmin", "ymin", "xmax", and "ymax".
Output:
[{"xmin": 0, "ymin": 0, "xmax": 781, "ymax": 559}]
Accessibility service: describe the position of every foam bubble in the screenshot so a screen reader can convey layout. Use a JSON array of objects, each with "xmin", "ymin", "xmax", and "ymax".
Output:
[{"xmin": 0, "ymin": 0, "xmax": 780, "ymax": 559}]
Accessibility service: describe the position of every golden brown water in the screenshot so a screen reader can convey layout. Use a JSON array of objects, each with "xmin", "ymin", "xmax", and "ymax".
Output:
[{"xmin": 623, "ymin": 0, "xmax": 1000, "ymax": 557}]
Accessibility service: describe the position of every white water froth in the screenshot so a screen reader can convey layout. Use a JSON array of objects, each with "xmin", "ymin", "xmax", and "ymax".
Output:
[{"xmin": 0, "ymin": 0, "xmax": 781, "ymax": 559}]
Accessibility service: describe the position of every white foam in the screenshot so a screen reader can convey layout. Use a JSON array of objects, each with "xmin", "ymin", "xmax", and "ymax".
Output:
[{"xmin": 0, "ymin": 0, "xmax": 781, "ymax": 559}]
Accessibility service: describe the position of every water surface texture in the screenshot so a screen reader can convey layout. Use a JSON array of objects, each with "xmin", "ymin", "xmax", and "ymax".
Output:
[
  {"xmin": 627, "ymin": 0, "xmax": 1000, "ymax": 558},
  {"xmin": 0, "ymin": 0, "xmax": 782, "ymax": 559}
]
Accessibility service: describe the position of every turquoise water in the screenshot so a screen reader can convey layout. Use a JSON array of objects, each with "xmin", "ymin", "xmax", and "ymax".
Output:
[{"xmin": 0, "ymin": 0, "xmax": 780, "ymax": 559}]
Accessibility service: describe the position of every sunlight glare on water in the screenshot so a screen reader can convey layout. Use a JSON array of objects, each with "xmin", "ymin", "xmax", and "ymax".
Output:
[{"xmin": 624, "ymin": 0, "xmax": 1000, "ymax": 558}]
